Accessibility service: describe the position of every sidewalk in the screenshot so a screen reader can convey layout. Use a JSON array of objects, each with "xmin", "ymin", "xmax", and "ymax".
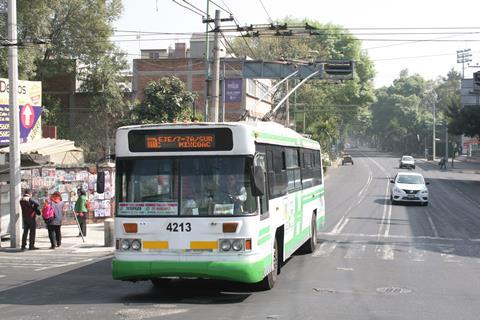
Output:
[
  {"xmin": 418, "ymin": 156, "xmax": 480, "ymax": 174},
  {"xmin": 0, "ymin": 223, "xmax": 114, "ymax": 254}
]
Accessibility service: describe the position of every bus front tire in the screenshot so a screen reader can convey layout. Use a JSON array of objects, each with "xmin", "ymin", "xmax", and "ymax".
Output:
[
  {"xmin": 301, "ymin": 215, "xmax": 317, "ymax": 254},
  {"xmin": 258, "ymin": 238, "xmax": 278, "ymax": 290}
]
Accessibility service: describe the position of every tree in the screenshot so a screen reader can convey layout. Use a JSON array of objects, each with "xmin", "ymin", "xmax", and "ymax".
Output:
[
  {"xmin": 231, "ymin": 18, "xmax": 375, "ymax": 156},
  {"xmin": 129, "ymin": 76, "xmax": 197, "ymax": 124}
]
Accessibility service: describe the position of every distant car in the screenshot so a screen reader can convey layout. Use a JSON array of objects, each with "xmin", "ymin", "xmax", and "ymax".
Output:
[
  {"xmin": 390, "ymin": 172, "xmax": 429, "ymax": 206},
  {"xmin": 342, "ymin": 154, "xmax": 354, "ymax": 165},
  {"xmin": 399, "ymin": 155, "xmax": 415, "ymax": 169}
]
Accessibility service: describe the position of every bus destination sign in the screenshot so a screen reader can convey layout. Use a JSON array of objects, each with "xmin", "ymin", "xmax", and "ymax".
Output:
[
  {"xmin": 145, "ymin": 133, "xmax": 215, "ymax": 149},
  {"xmin": 128, "ymin": 128, "xmax": 233, "ymax": 152}
]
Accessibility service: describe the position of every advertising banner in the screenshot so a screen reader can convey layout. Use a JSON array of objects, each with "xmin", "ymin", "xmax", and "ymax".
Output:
[{"xmin": 0, "ymin": 78, "xmax": 42, "ymax": 146}]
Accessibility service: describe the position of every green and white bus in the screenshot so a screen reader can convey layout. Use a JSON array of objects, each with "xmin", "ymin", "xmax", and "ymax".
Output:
[{"xmin": 112, "ymin": 121, "xmax": 325, "ymax": 289}]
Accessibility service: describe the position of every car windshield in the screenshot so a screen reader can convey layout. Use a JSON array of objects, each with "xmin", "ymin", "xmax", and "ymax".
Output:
[
  {"xmin": 402, "ymin": 156, "xmax": 414, "ymax": 161},
  {"xmin": 397, "ymin": 175, "xmax": 424, "ymax": 184},
  {"xmin": 116, "ymin": 156, "xmax": 256, "ymax": 216}
]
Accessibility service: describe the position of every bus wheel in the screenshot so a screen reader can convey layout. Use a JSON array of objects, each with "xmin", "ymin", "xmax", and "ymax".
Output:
[
  {"xmin": 301, "ymin": 215, "xmax": 317, "ymax": 254},
  {"xmin": 258, "ymin": 238, "xmax": 278, "ymax": 290},
  {"xmin": 151, "ymin": 278, "xmax": 171, "ymax": 288}
]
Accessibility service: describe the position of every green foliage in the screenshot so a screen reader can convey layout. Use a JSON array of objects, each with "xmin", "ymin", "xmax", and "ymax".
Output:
[
  {"xmin": 231, "ymin": 18, "xmax": 375, "ymax": 157},
  {"xmin": 128, "ymin": 76, "xmax": 197, "ymax": 124}
]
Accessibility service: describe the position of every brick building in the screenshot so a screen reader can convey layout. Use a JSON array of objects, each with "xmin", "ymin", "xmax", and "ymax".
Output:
[{"xmin": 132, "ymin": 35, "xmax": 273, "ymax": 121}]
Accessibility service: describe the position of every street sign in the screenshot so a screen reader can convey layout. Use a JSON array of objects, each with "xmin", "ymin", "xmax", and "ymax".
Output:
[{"xmin": 20, "ymin": 103, "xmax": 34, "ymax": 129}]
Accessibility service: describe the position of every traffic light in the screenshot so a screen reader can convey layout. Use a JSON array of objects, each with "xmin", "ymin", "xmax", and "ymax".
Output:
[{"xmin": 474, "ymin": 71, "xmax": 480, "ymax": 86}]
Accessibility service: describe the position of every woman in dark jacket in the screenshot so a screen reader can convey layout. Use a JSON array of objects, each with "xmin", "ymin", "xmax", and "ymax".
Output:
[{"xmin": 45, "ymin": 191, "xmax": 64, "ymax": 249}]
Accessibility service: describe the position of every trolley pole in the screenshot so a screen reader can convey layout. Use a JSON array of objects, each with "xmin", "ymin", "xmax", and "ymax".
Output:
[{"xmin": 8, "ymin": 0, "xmax": 21, "ymax": 248}]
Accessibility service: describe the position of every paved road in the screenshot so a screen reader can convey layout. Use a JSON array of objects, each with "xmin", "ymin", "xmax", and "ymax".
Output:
[{"xmin": 1, "ymin": 150, "xmax": 480, "ymax": 319}]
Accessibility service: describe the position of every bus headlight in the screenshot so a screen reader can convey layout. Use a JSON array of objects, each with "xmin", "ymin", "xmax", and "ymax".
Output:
[
  {"xmin": 121, "ymin": 239, "xmax": 131, "ymax": 250},
  {"xmin": 220, "ymin": 239, "xmax": 232, "ymax": 251},
  {"xmin": 131, "ymin": 239, "xmax": 142, "ymax": 250},
  {"xmin": 232, "ymin": 239, "xmax": 243, "ymax": 251}
]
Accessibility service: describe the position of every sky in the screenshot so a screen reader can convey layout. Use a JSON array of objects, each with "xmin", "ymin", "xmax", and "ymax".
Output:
[{"xmin": 113, "ymin": 0, "xmax": 480, "ymax": 88}]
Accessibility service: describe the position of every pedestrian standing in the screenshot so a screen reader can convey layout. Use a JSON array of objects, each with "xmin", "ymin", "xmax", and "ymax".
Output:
[
  {"xmin": 74, "ymin": 189, "xmax": 89, "ymax": 237},
  {"xmin": 44, "ymin": 191, "xmax": 64, "ymax": 249},
  {"xmin": 19, "ymin": 189, "xmax": 40, "ymax": 250}
]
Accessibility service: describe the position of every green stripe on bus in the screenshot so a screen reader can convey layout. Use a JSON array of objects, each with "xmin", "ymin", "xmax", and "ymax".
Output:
[
  {"xmin": 258, "ymin": 234, "xmax": 272, "ymax": 246},
  {"xmin": 112, "ymin": 255, "xmax": 271, "ymax": 284},
  {"xmin": 258, "ymin": 226, "xmax": 270, "ymax": 237}
]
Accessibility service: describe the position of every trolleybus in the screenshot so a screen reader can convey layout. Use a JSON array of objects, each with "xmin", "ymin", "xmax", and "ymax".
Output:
[{"xmin": 112, "ymin": 121, "xmax": 325, "ymax": 289}]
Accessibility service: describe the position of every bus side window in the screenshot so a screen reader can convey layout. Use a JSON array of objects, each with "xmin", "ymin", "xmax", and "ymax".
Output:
[
  {"xmin": 255, "ymin": 153, "xmax": 269, "ymax": 216},
  {"xmin": 313, "ymin": 151, "xmax": 323, "ymax": 185}
]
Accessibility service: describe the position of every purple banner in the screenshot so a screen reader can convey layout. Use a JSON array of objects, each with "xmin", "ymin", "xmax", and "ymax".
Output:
[
  {"xmin": 0, "ymin": 104, "xmax": 42, "ymax": 145},
  {"xmin": 224, "ymin": 79, "xmax": 243, "ymax": 103}
]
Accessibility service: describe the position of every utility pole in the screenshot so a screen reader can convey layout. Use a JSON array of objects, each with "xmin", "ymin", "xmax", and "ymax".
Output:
[
  {"xmin": 203, "ymin": 0, "xmax": 210, "ymax": 121},
  {"xmin": 432, "ymin": 101, "xmax": 436, "ymax": 161},
  {"xmin": 457, "ymin": 49, "xmax": 472, "ymax": 79},
  {"xmin": 445, "ymin": 121, "xmax": 449, "ymax": 165},
  {"xmin": 8, "ymin": 0, "xmax": 21, "ymax": 248},
  {"xmin": 210, "ymin": 9, "xmax": 221, "ymax": 122}
]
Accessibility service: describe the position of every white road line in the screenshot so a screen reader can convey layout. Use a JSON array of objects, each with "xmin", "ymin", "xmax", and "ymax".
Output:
[
  {"xmin": 376, "ymin": 244, "xmax": 394, "ymax": 260},
  {"xmin": 425, "ymin": 209, "xmax": 439, "ymax": 238},
  {"xmin": 318, "ymin": 231, "xmax": 468, "ymax": 242},
  {"xmin": 331, "ymin": 217, "xmax": 350, "ymax": 235},
  {"xmin": 312, "ymin": 241, "xmax": 338, "ymax": 257},
  {"xmin": 408, "ymin": 247, "xmax": 426, "ymax": 262},
  {"xmin": 383, "ymin": 199, "xmax": 393, "ymax": 237},
  {"xmin": 344, "ymin": 244, "xmax": 366, "ymax": 259}
]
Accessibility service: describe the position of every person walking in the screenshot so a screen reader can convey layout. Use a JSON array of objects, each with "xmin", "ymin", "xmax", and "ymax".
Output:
[
  {"xmin": 44, "ymin": 191, "xmax": 64, "ymax": 249},
  {"xmin": 19, "ymin": 189, "xmax": 40, "ymax": 250},
  {"xmin": 74, "ymin": 189, "xmax": 89, "ymax": 237}
]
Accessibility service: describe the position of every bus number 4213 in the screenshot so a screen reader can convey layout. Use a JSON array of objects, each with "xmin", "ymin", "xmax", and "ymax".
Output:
[{"xmin": 166, "ymin": 222, "xmax": 191, "ymax": 232}]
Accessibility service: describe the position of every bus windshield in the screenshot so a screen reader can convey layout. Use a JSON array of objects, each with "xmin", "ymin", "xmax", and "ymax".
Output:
[{"xmin": 116, "ymin": 156, "xmax": 256, "ymax": 217}]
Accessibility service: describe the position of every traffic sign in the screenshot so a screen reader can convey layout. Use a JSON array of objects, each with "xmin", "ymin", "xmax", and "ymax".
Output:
[{"xmin": 20, "ymin": 103, "xmax": 34, "ymax": 129}]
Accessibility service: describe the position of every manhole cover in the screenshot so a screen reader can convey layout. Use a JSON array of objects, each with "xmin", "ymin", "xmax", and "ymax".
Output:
[{"xmin": 376, "ymin": 287, "xmax": 412, "ymax": 294}]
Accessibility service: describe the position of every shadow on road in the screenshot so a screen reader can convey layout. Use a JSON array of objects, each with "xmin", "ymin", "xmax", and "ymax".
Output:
[{"xmin": 0, "ymin": 259, "xmax": 253, "ymax": 306}]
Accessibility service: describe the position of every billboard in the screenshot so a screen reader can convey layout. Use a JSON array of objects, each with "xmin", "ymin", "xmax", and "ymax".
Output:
[{"xmin": 0, "ymin": 78, "xmax": 42, "ymax": 146}]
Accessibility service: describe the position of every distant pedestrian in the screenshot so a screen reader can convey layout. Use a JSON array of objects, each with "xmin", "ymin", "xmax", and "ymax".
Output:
[
  {"xmin": 74, "ymin": 189, "xmax": 89, "ymax": 237},
  {"xmin": 439, "ymin": 156, "xmax": 447, "ymax": 170},
  {"xmin": 19, "ymin": 189, "xmax": 40, "ymax": 250},
  {"xmin": 44, "ymin": 191, "xmax": 64, "ymax": 249}
]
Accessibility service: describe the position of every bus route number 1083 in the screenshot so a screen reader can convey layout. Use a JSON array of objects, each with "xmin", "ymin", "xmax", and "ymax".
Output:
[{"xmin": 166, "ymin": 222, "xmax": 192, "ymax": 232}]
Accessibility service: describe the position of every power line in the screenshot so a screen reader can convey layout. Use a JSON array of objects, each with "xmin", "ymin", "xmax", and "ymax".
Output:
[
  {"xmin": 171, "ymin": 0, "xmax": 204, "ymax": 17},
  {"xmin": 181, "ymin": 0, "xmax": 207, "ymax": 15},
  {"xmin": 258, "ymin": 0, "xmax": 273, "ymax": 23},
  {"xmin": 209, "ymin": 0, "xmax": 232, "ymax": 15}
]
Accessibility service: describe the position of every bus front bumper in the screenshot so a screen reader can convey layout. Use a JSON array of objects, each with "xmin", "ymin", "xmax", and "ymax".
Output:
[{"xmin": 112, "ymin": 255, "xmax": 271, "ymax": 284}]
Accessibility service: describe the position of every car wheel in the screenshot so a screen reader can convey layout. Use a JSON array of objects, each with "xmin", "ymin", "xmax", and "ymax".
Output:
[{"xmin": 390, "ymin": 195, "xmax": 396, "ymax": 205}]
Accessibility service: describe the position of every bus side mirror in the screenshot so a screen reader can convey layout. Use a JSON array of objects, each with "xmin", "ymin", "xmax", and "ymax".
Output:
[
  {"xmin": 252, "ymin": 165, "xmax": 265, "ymax": 196},
  {"xmin": 97, "ymin": 171, "xmax": 105, "ymax": 194}
]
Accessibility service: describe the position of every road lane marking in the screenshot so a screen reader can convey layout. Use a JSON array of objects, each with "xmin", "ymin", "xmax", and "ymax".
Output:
[
  {"xmin": 376, "ymin": 244, "xmax": 394, "ymax": 260},
  {"xmin": 318, "ymin": 232, "xmax": 467, "ymax": 242},
  {"xmin": 425, "ymin": 209, "xmax": 439, "ymax": 238},
  {"xmin": 313, "ymin": 241, "xmax": 338, "ymax": 257},
  {"xmin": 344, "ymin": 243, "xmax": 366, "ymax": 259},
  {"xmin": 331, "ymin": 217, "xmax": 350, "ymax": 235},
  {"xmin": 383, "ymin": 199, "xmax": 393, "ymax": 237},
  {"xmin": 408, "ymin": 247, "xmax": 426, "ymax": 262}
]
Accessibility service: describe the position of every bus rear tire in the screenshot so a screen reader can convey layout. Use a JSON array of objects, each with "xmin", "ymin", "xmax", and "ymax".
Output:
[{"xmin": 258, "ymin": 238, "xmax": 278, "ymax": 290}]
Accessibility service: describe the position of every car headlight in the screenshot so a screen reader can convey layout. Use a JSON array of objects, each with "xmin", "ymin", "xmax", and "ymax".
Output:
[
  {"xmin": 220, "ymin": 239, "xmax": 231, "ymax": 251},
  {"xmin": 394, "ymin": 187, "xmax": 403, "ymax": 193},
  {"xmin": 420, "ymin": 189, "xmax": 428, "ymax": 194},
  {"xmin": 121, "ymin": 239, "xmax": 131, "ymax": 250},
  {"xmin": 231, "ymin": 239, "xmax": 243, "ymax": 251},
  {"xmin": 131, "ymin": 239, "xmax": 142, "ymax": 250}
]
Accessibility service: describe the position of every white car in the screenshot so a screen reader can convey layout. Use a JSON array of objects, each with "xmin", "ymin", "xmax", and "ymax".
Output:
[
  {"xmin": 390, "ymin": 172, "xmax": 429, "ymax": 206},
  {"xmin": 399, "ymin": 155, "xmax": 415, "ymax": 169}
]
